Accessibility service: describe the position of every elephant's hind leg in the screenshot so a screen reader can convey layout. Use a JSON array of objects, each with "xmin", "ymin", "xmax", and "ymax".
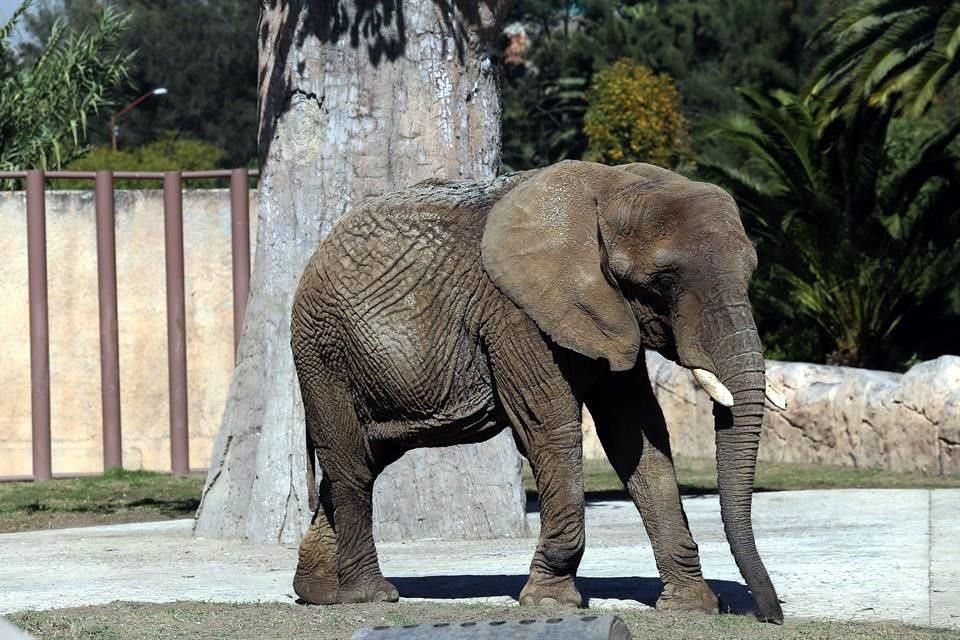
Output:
[
  {"xmin": 293, "ymin": 380, "xmax": 398, "ymax": 605},
  {"xmin": 294, "ymin": 474, "xmax": 339, "ymax": 603},
  {"xmin": 587, "ymin": 367, "xmax": 719, "ymax": 615}
]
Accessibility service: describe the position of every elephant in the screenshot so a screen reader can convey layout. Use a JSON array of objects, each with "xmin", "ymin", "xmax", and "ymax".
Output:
[{"xmin": 289, "ymin": 160, "xmax": 786, "ymax": 623}]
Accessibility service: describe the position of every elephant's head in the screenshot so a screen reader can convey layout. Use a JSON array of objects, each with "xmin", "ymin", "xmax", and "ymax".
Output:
[{"xmin": 481, "ymin": 160, "xmax": 784, "ymax": 623}]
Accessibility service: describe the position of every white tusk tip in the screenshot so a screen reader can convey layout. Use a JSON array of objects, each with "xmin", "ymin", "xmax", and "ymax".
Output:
[
  {"xmin": 692, "ymin": 368, "xmax": 734, "ymax": 407},
  {"xmin": 765, "ymin": 377, "xmax": 787, "ymax": 410}
]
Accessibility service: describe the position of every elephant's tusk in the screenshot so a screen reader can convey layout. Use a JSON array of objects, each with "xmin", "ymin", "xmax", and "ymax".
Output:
[
  {"xmin": 765, "ymin": 376, "xmax": 788, "ymax": 410},
  {"xmin": 692, "ymin": 369, "xmax": 734, "ymax": 407}
]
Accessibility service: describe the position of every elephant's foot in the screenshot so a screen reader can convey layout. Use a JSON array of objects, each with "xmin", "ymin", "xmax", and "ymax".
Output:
[
  {"xmin": 293, "ymin": 571, "xmax": 400, "ymax": 604},
  {"xmin": 293, "ymin": 568, "xmax": 340, "ymax": 605},
  {"xmin": 656, "ymin": 580, "xmax": 719, "ymax": 615},
  {"xmin": 519, "ymin": 573, "xmax": 582, "ymax": 607},
  {"xmin": 295, "ymin": 570, "xmax": 398, "ymax": 605},
  {"xmin": 337, "ymin": 576, "xmax": 400, "ymax": 604}
]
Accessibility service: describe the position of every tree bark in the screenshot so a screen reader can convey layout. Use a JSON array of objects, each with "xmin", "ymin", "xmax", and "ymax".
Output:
[{"xmin": 194, "ymin": 1, "xmax": 526, "ymax": 544}]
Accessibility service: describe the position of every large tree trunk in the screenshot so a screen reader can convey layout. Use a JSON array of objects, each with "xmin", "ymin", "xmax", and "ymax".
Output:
[{"xmin": 194, "ymin": 1, "xmax": 526, "ymax": 544}]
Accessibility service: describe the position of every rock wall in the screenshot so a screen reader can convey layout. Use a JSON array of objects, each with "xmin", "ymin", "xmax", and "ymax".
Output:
[{"xmin": 583, "ymin": 352, "xmax": 960, "ymax": 475}]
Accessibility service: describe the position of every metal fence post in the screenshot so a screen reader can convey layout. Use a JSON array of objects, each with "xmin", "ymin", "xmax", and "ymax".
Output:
[
  {"xmin": 95, "ymin": 170, "xmax": 123, "ymax": 471},
  {"xmin": 26, "ymin": 170, "xmax": 52, "ymax": 481},
  {"xmin": 229, "ymin": 168, "xmax": 251, "ymax": 362},
  {"xmin": 163, "ymin": 171, "xmax": 189, "ymax": 475}
]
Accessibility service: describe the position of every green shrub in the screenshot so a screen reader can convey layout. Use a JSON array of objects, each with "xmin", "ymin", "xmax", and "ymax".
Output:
[
  {"xmin": 55, "ymin": 133, "xmax": 225, "ymax": 188},
  {"xmin": 583, "ymin": 59, "xmax": 690, "ymax": 168}
]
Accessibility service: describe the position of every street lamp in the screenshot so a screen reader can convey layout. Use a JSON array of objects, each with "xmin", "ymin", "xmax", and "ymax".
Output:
[{"xmin": 110, "ymin": 87, "xmax": 168, "ymax": 151}]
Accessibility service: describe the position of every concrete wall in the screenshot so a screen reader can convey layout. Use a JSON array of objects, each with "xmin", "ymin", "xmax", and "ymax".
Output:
[{"xmin": 0, "ymin": 189, "xmax": 256, "ymax": 476}]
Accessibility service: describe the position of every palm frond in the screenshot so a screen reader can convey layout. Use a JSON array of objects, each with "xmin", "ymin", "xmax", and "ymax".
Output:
[
  {"xmin": 698, "ymin": 82, "xmax": 960, "ymax": 367},
  {"xmin": 809, "ymin": 0, "xmax": 960, "ymax": 122}
]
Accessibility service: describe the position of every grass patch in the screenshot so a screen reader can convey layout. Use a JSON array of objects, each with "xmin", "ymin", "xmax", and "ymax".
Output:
[
  {"xmin": 9, "ymin": 601, "xmax": 960, "ymax": 640},
  {"xmin": 524, "ymin": 458, "xmax": 960, "ymax": 495},
  {"xmin": 0, "ymin": 469, "xmax": 204, "ymax": 533}
]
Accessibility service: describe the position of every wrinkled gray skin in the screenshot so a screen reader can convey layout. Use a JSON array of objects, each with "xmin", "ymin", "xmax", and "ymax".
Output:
[{"xmin": 290, "ymin": 160, "xmax": 783, "ymax": 623}]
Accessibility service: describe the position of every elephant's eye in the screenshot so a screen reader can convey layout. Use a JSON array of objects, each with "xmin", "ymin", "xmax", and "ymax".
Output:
[{"xmin": 651, "ymin": 273, "xmax": 678, "ymax": 299}]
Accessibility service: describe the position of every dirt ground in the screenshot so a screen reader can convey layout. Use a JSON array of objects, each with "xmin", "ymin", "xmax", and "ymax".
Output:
[{"xmin": 10, "ymin": 601, "xmax": 960, "ymax": 640}]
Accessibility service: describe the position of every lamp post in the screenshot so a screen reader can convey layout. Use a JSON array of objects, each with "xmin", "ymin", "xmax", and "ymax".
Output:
[{"xmin": 110, "ymin": 87, "xmax": 168, "ymax": 151}]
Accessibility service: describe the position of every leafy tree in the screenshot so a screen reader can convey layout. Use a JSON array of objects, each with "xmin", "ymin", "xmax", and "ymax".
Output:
[
  {"xmin": 20, "ymin": 0, "xmax": 257, "ymax": 167},
  {"xmin": 700, "ymin": 89, "xmax": 960, "ymax": 368},
  {"xmin": 500, "ymin": 0, "xmax": 855, "ymax": 170},
  {"xmin": 55, "ymin": 133, "xmax": 224, "ymax": 188},
  {"xmin": 0, "ymin": 0, "xmax": 131, "ymax": 176},
  {"xmin": 501, "ymin": 73, "xmax": 589, "ymax": 171},
  {"xmin": 583, "ymin": 58, "xmax": 689, "ymax": 166},
  {"xmin": 809, "ymin": 0, "xmax": 960, "ymax": 121},
  {"xmin": 499, "ymin": 4, "xmax": 592, "ymax": 170}
]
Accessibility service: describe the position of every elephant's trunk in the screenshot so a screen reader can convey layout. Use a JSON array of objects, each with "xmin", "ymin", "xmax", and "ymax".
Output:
[{"xmin": 709, "ymin": 306, "xmax": 783, "ymax": 623}]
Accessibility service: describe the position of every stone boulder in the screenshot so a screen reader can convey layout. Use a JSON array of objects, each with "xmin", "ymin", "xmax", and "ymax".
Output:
[{"xmin": 582, "ymin": 352, "xmax": 960, "ymax": 475}]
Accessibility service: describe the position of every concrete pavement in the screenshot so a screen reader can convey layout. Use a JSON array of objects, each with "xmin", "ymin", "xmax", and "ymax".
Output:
[{"xmin": 1, "ymin": 489, "xmax": 957, "ymax": 628}]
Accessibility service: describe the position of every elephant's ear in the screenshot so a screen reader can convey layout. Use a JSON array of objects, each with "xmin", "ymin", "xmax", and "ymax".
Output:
[{"xmin": 481, "ymin": 161, "xmax": 642, "ymax": 371}]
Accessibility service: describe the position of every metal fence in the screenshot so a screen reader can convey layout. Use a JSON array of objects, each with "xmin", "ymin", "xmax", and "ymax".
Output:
[{"xmin": 0, "ymin": 169, "xmax": 256, "ymax": 481}]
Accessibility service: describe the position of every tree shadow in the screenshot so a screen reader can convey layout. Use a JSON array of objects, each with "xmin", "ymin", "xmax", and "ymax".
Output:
[
  {"xmin": 525, "ymin": 487, "xmax": 780, "ymax": 512},
  {"xmin": 124, "ymin": 497, "xmax": 201, "ymax": 513},
  {"xmin": 525, "ymin": 490, "xmax": 712, "ymax": 513},
  {"xmin": 15, "ymin": 498, "xmax": 199, "ymax": 516},
  {"xmin": 257, "ymin": 0, "xmax": 505, "ymax": 166},
  {"xmin": 388, "ymin": 574, "xmax": 756, "ymax": 614}
]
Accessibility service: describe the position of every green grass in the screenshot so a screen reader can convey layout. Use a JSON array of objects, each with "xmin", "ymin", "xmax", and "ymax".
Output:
[
  {"xmin": 525, "ymin": 457, "xmax": 960, "ymax": 495},
  {"xmin": 0, "ymin": 468, "xmax": 204, "ymax": 533},
  {"xmin": 9, "ymin": 601, "xmax": 960, "ymax": 640}
]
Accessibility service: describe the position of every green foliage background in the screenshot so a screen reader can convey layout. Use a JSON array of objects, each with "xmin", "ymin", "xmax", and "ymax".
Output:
[
  {"xmin": 500, "ymin": 0, "xmax": 853, "ymax": 171},
  {"xmin": 700, "ymin": 90, "xmax": 960, "ymax": 368},
  {"xmin": 0, "ymin": 0, "xmax": 131, "ymax": 174},
  {"xmin": 18, "ymin": 0, "xmax": 256, "ymax": 167},
  {"xmin": 54, "ymin": 133, "xmax": 224, "ymax": 188}
]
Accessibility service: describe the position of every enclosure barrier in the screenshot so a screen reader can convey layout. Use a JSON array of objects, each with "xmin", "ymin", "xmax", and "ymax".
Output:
[{"xmin": 0, "ymin": 168, "xmax": 257, "ymax": 481}]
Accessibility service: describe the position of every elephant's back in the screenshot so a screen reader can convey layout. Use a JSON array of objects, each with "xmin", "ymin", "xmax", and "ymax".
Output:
[{"xmin": 312, "ymin": 170, "xmax": 535, "ymax": 296}]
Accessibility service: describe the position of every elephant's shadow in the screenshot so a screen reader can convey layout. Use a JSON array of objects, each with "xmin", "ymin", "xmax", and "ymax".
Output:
[{"xmin": 388, "ymin": 575, "xmax": 756, "ymax": 614}]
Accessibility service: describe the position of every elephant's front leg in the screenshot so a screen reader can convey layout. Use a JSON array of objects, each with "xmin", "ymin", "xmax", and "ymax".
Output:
[
  {"xmin": 520, "ymin": 429, "xmax": 586, "ymax": 606},
  {"xmin": 586, "ymin": 367, "xmax": 719, "ymax": 615},
  {"xmin": 488, "ymin": 321, "xmax": 585, "ymax": 607}
]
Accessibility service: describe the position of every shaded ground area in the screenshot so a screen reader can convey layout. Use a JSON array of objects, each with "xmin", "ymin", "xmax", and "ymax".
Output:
[
  {"xmin": 548, "ymin": 458, "xmax": 960, "ymax": 497},
  {"xmin": 0, "ymin": 470, "xmax": 203, "ymax": 533},
  {"xmin": 10, "ymin": 601, "xmax": 960, "ymax": 640},
  {"xmin": 2, "ymin": 460, "xmax": 957, "ymax": 534}
]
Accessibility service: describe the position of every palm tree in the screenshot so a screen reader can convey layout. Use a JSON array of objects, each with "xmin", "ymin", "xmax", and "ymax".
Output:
[
  {"xmin": 0, "ymin": 0, "xmax": 132, "ymax": 177},
  {"xmin": 700, "ymin": 88, "xmax": 960, "ymax": 368},
  {"xmin": 808, "ymin": 0, "xmax": 960, "ymax": 121}
]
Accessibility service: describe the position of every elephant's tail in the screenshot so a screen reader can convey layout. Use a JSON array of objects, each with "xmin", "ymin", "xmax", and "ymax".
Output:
[{"xmin": 305, "ymin": 427, "xmax": 318, "ymax": 513}]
